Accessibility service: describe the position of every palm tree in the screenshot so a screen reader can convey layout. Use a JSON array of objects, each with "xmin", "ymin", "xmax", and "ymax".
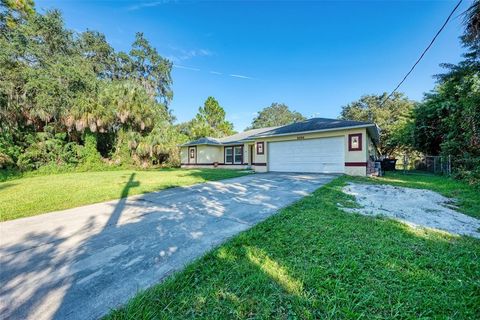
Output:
[{"xmin": 463, "ymin": 0, "xmax": 480, "ymax": 48}]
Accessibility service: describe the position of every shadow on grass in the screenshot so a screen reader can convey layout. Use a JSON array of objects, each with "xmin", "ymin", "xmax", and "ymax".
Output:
[
  {"xmin": 3, "ymin": 173, "xmax": 477, "ymax": 319},
  {"xmin": 0, "ymin": 171, "xmax": 281, "ymax": 319},
  {"xmin": 0, "ymin": 173, "xmax": 141, "ymax": 319},
  {"xmin": 0, "ymin": 182, "xmax": 13, "ymax": 192},
  {"xmin": 179, "ymin": 168, "xmax": 251, "ymax": 181},
  {"xmin": 106, "ymin": 177, "xmax": 480, "ymax": 319}
]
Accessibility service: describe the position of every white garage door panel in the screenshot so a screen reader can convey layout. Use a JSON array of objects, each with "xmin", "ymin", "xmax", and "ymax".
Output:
[{"xmin": 268, "ymin": 137, "xmax": 344, "ymax": 173}]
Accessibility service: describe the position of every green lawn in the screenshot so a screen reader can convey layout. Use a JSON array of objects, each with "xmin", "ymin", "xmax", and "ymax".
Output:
[
  {"xmin": 107, "ymin": 173, "xmax": 480, "ymax": 319},
  {"xmin": 0, "ymin": 168, "xmax": 249, "ymax": 221}
]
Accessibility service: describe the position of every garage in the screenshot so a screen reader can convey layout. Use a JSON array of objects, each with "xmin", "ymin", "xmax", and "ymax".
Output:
[{"xmin": 268, "ymin": 136, "xmax": 345, "ymax": 173}]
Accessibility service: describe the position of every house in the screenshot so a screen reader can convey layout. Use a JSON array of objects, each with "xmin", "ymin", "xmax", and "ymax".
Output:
[{"xmin": 180, "ymin": 118, "xmax": 380, "ymax": 176}]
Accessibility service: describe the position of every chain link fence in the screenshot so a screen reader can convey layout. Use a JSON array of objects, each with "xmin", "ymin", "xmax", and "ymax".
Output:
[
  {"xmin": 396, "ymin": 154, "xmax": 479, "ymax": 187},
  {"xmin": 402, "ymin": 155, "xmax": 452, "ymax": 175}
]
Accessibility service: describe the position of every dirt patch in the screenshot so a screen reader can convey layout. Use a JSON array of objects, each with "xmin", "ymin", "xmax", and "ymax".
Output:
[{"xmin": 341, "ymin": 183, "xmax": 480, "ymax": 239}]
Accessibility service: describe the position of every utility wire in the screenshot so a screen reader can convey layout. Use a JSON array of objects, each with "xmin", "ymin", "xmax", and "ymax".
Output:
[{"xmin": 379, "ymin": 0, "xmax": 463, "ymax": 106}]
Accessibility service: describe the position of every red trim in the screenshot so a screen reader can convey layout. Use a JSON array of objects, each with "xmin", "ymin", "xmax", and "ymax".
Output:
[
  {"xmin": 345, "ymin": 162, "xmax": 367, "ymax": 167},
  {"xmin": 348, "ymin": 133, "xmax": 362, "ymax": 151},
  {"xmin": 256, "ymin": 141, "xmax": 265, "ymax": 155}
]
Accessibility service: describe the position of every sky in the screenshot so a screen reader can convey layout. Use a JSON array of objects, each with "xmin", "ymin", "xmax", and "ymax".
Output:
[{"xmin": 35, "ymin": 0, "xmax": 471, "ymax": 131}]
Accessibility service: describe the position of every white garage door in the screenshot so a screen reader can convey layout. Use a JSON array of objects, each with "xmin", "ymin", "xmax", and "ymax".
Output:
[{"xmin": 268, "ymin": 136, "xmax": 345, "ymax": 173}]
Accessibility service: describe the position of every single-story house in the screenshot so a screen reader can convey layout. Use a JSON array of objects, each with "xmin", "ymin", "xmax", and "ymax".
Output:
[{"xmin": 180, "ymin": 117, "xmax": 380, "ymax": 176}]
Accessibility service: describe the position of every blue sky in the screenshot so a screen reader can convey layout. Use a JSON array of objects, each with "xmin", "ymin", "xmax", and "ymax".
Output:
[{"xmin": 36, "ymin": 0, "xmax": 470, "ymax": 131}]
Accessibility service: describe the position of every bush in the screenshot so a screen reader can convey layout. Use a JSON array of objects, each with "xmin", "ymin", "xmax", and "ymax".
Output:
[
  {"xmin": 452, "ymin": 156, "xmax": 480, "ymax": 189},
  {"xmin": 78, "ymin": 131, "xmax": 104, "ymax": 169},
  {"xmin": 16, "ymin": 130, "xmax": 84, "ymax": 171},
  {"xmin": 0, "ymin": 152, "xmax": 14, "ymax": 169},
  {"xmin": 0, "ymin": 131, "xmax": 23, "ymax": 169}
]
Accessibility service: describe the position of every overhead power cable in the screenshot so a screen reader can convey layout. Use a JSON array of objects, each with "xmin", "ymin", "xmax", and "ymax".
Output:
[{"xmin": 379, "ymin": 0, "xmax": 463, "ymax": 106}]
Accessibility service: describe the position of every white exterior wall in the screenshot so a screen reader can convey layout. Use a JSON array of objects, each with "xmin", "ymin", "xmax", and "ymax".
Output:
[
  {"xmin": 180, "ymin": 127, "xmax": 378, "ymax": 176},
  {"xmin": 252, "ymin": 128, "xmax": 369, "ymax": 176}
]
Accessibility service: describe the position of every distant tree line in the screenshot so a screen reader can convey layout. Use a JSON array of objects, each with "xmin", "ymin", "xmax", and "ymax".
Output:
[{"xmin": 1, "ymin": 0, "xmax": 478, "ymax": 187}]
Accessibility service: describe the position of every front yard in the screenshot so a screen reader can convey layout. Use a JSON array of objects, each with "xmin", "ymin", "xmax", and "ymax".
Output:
[
  {"xmin": 107, "ymin": 173, "xmax": 480, "ymax": 319},
  {"xmin": 0, "ymin": 168, "xmax": 249, "ymax": 221}
]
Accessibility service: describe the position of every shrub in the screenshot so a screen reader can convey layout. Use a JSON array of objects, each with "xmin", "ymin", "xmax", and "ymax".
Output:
[
  {"xmin": 79, "ymin": 130, "xmax": 104, "ymax": 169},
  {"xmin": 452, "ymin": 156, "xmax": 480, "ymax": 189},
  {"xmin": 16, "ymin": 129, "xmax": 84, "ymax": 171},
  {"xmin": 0, "ymin": 131, "xmax": 23, "ymax": 169}
]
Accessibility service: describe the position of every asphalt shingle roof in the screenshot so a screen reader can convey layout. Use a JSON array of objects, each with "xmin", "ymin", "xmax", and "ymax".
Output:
[
  {"xmin": 251, "ymin": 118, "xmax": 374, "ymax": 137},
  {"xmin": 181, "ymin": 137, "xmax": 221, "ymax": 146},
  {"xmin": 181, "ymin": 127, "xmax": 277, "ymax": 146},
  {"xmin": 217, "ymin": 127, "xmax": 278, "ymax": 144},
  {"xmin": 181, "ymin": 118, "xmax": 378, "ymax": 146}
]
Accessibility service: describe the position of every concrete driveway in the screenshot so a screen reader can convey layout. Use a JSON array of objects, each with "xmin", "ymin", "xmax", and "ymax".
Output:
[{"xmin": 0, "ymin": 172, "xmax": 335, "ymax": 320}]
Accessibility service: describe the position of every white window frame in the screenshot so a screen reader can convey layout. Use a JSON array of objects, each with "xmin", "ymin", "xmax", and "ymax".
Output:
[
  {"xmin": 225, "ymin": 147, "xmax": 233, "ymax": 164},
  {"xmin": 234, "ymin": 146, "xmax": 243, "ymax": 164},
  {"xmin": 225, "ymin": 146, "xmax": 243, "ymax": 164}
]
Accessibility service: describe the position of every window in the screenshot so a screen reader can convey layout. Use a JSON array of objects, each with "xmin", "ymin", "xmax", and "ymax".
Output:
[
  {"xmin": 225, "ymin": 146, "xmax": 243, "ymax": 164},
  {"xmin": 348, "ymin": 133, "xmax": 362, "ymax": 151},
  {"xmin": 189, "ymin": 148, "xmax": 195, "ymax": 159},
  {"xmin": 234, "ymin": 146, "xmax": 242, "ymax": 164},
  {"xmin": 256, "ymin": 142, "xmax": 264, "ymax": 155},
  {"xmin": 225, "ymin": 147, "xmax": 233, "ymax": 163}
]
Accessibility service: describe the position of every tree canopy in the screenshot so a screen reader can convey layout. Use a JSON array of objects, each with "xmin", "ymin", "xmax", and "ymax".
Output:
[
  {"xmin": 1, "ymin": 0, "xmax": 478, "ymax": 188},
  {"xmin": 410, "ymin": 1, "xmax": 479, "ymax": 184},
  {"xmin": 0, "ymin": 2, "xmax": 183, "ymax": 169},
  {"xmin": 248, "ymin": 103, "xmax": 305, "ymax": 129},
  {"xmin": 340, "ymin": 93, "xmax": 415, "ymax": 157},
  {"xmin": 180, "ymin": 97, "xmax": 235, "ymax": 140},
  {"xmin": 462, "ymin": 0, "xmax": 479, "ymax": 52}
]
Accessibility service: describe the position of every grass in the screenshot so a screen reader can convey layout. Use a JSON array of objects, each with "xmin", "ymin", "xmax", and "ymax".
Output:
[
  {"xmin": 107, "ymin": 174, "xmax": 480, "ymax": 319},
  {"xmin": 0, "ymin": 168, "xmax": 249, "ymax": 221}
]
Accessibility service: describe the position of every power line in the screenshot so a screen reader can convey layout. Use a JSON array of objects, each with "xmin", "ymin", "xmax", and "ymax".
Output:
[{"xmin": 380, "ymin": 0, "xmax": 464, "ymax": 106}]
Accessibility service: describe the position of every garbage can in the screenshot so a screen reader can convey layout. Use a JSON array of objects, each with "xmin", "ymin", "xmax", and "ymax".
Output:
[{"xmin": 381, "ymin": 159, "xmax": 397, "ymax": 171}]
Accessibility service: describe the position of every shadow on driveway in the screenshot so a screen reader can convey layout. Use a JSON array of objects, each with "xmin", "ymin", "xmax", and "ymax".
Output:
[{"xmin": 0, "ymin": 172, "xmax": 335, "ymax": 319}]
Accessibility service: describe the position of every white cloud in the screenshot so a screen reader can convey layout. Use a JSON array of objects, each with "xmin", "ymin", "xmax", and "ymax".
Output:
[
  {"xmin": 229, "ymin": 74, "xmax": 253, "ymax": 80},
  {"xmin": 173, "ymin": 64, "xmax": 201, "ymax": 71},
  {"xmin": 167, "ymin": 46, "xmax": 213, "ymax": 62},
  {"xmin": 127, "ymin": 0, "xmax": 174, "ymax": 11},
  {"xmin": 173, "ymin": 65, "xmax": 254, "ymax": 81}
]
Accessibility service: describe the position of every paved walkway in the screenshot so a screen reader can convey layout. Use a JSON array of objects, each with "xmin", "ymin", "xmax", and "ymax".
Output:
[{"xmin": 0, "ymin": 172, "xmax": 335, "ymax": 320}]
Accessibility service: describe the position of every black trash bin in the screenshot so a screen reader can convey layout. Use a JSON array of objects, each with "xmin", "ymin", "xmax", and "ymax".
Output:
[{"xmin": 381, "ymin": 159, "xmax": 397, "ymax": 171}]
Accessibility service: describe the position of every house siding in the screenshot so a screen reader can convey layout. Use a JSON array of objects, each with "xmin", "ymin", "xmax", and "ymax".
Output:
[
  {"xmin": 252, "ymin": 128, "xmax": 370, "ymax": 176},
  {"xmin": 180, "ymin": 127, "xmax": 379, "ymax": 176},
  {"xmin": 180, "ymin": 147, "xmax": 188, "ymax": 164},
  {"xmin": 180, "ymin": 144, "xmax": 252, "ymax": 169},
  {"xmin": 197, "ymin": 145, "xmax": 223, "ymax": 163}
]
